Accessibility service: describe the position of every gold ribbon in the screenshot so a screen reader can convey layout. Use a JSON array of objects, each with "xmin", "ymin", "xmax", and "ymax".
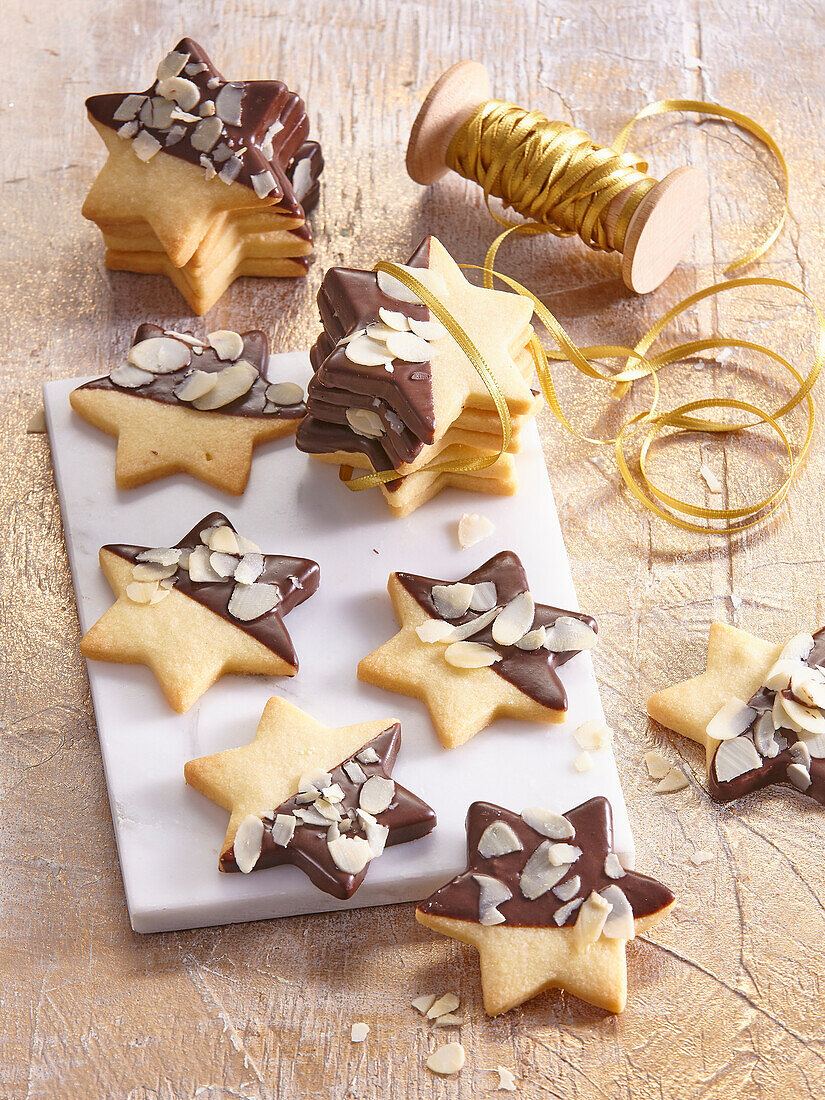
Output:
[{"xmin": 343, "ymin": 99, "xmax": 819, "ymax": 534}]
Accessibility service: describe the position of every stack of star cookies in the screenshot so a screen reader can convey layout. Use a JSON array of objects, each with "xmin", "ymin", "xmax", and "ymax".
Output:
[
  {"xmin": 295, "ymin": 236, "xmax": 542, "ymax": 517},
  {"xmin": 82, "ymin": 38, "xmax": 323, "ymax": 314}
]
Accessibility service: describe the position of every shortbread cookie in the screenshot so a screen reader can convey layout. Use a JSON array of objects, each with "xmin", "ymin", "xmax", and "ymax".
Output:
[
  {"xmin": 82, "ymin": 38, "xmax": 323, "ymax": 311},
  {"xmin": 70, "ymin": 326, "xmax": 305, "ymax": 493},
  {"xmin": 358, "ymin": 551, "xmax": 598, "ymax": 747},
  {"xmin": 648, "ymin": 623, "xmax": 825, "ymax": 804},
  {"xmin": 184, "ymin": 696, "xmax": 436, "ymax": 896},
  {"xmin": 80, "ymin": 513, "xmax": 318, "ymax": 712},
  {"xmin": 416, "ymin": 797, "xmax": 675, "ymax": 1015}
]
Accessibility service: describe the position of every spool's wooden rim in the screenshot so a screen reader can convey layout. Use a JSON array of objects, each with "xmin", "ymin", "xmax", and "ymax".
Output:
[
  {"xmin": 406, "ymin": 60, "xmax": 491, "ymax": 185},
  {"xmin": 621, "ymin": 167, "xmax": 707, "ymax": 293}
]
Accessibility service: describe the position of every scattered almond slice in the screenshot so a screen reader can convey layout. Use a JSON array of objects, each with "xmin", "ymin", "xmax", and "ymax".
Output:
[
  {"xmin": 412, "ymin": 994, "xmax": 437, "ymax": 1016},
  {"xmin": 227, "ymin": 582, "xmax": 281, "ymax": 622},
  {"xmin": 192, "ymin": 360, "xmax": 257, "ymax": 410},
  {"xmin": 126, "ymin": 580, "xmax": 159, "ymax": 604},
  {"xmin": 690, "ymin": 849, "xmax": 716, "ymax": 866},
  {"xmin": 444, "ymin": 641, "xmax": 501, "ymax": 668},
  {"xmin": 495, "ymin": 1065, "xmax": 518, "ymax": 1092},
  {"xmin": 416, "ymin": 620, "xmax": 455, "ymax": 644},
  {"xmin": 656, "ymin": 767, "xmax": 690, "ymax": 793},
  {"xmin": 433, "ymin": 1014, "xmax": 463, "ymax": 1027},
  {"xmin": 426, "ymin": 1042, "xmax": 466, "ymax": 1076},
  {"xmin": 233, "ymin": 814, "xmax": 264, "ymax": 873},
  {"xmin": 110, "ymin": 363, "xmax": 154, "ymax": 389},
  {"xmin": 26, "ymin": 408, "xmax": 46, "ymax": 433},
  {"xmin": 699, "ymin": 463, "xmax": 723, "ymax": 494},
  {"xmin": 520, "ymin": 807, "xmax": 575, "ymax": 839},
  {"xmin": 706, "ymin": 698, "xmax": 756, "ymax": 742},
  {"xmin": 206, "ymin": 330, "xmax": 244, "ymax": 361},
  {"xmin": 432, "ymin": 582, "xmax": 475, "ymax": 619},
  {"xmin": 266, "ymin": 381, "xmax": 305, "ymax": 406},
  {"xmin": 644, "ymin": 751, "xmax": 671, "ymax": 779},
  {"xmin": 207, "ymin": 525, "xmax": 240, "ymax": 554},
  {"xmin": 544, "ymin": 616, "xmax": 598, "ymax": 652},
  {"xmin": 573, "ymin": 752, "xmax": 593, "ymax": 773},
  {"xmin": 457, "ymin": 512, "xmax": 496, "ymax": 549},
  {"xmin": 174, "ymin": 370, "xmax": 217, "ymax": 402},
  {"xmin": 574, "ymin": 720, "xmax": 613, "ymax": 751},
  {"xmin": 426, "ymin": 992, "xmax": 460, "ymax": 1019},
  {"xmin": 346, "ymin": 408, "xmax": 385, "ymax": 438},
  {"xmin": 128, "ymin": 336, "xmax": 190, "ymax": 374},
  {"xmin": 358, "ymin": 775, "xmax": 395, "ymax": 814},
  {"xmin": 350, "ymin": 1022, "xmax": 370, "ymax": 1043},
  {"xmin": 132, "ymin": 561, "xmax": 177, "ymax": 582},
  {"xmin": 492, "ymin": 592, "xmax": 534, "ymax": 646},
  {"xmin": 573, "ymin": 891, "xmax": 612, "ymax": 951}
]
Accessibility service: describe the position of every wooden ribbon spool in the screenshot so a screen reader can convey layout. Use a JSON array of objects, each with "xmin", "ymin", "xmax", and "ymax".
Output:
[{"xmin": 406, "ymin": 61, "xmax": 707, "ymax": 294}]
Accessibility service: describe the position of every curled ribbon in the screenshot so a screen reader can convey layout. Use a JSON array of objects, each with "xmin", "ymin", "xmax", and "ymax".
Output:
[{"xmin": 344, "ymin": 101, "xmax": 819, "ymax": 534}]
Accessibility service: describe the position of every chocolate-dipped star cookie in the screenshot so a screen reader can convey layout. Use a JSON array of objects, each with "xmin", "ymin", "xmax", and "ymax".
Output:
[
  {"xmin": 648, "ymin": 623, "xmax": 825, "ymax": 805},
  {"xmin": 185, "ymin": 696, "xmax": 436, "ymax": 897},
  {"xmin": 80, "ymin": 513, "xmax": 318, "ymax": 713},
  {"xmin": 71, "ymin": 325, "xmax": 306, "ymax": 494},
  {"xmin": 358, "ymin": 551, "xmax": 598, "ymax": 748},
  {"xmin": 416, "ymin": 798, "xmax": 675, "ymax": 1015}
]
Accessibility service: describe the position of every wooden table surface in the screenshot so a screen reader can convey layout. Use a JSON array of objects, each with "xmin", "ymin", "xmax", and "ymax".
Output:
[{"xmin": 4, "ymin": 0, "xmax": 825, "ymax": 1096}]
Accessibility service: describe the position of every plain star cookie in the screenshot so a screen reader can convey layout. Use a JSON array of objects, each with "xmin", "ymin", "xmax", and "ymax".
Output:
[
  {"xmin": 70, "ymin": 325, "xmax": 306, "ymax": 493},
  {"xmin": 416, "ymin": 797, "xmax": 675, "ymax": 1015},
  {"xmin": 80, "ymin": 512, "xmax": 319, "ymax": 712},
  {"xmin": 82, "ymin": 38, "xmax": 323, "ymax": 312},
  {"xmin": 357, "ymin": 550, "xmax": 598, "ymax": 748},
  {"xmin": 648, "ymin": 623, "xmax": 825, "ymax": 805},
  {"xmin": 184, "ymin": 696, "xmax": 436, "ymax": 897},
  {"xmin": 296, "ymin": 235, "xmax": 541, "ymax": 514}
]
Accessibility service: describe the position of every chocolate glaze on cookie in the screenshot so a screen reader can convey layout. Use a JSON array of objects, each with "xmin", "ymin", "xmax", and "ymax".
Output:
[
  {"xmin": 221, "ymin": 724, "xmax": 437, "ymax": 898},
  {"xmin": 106, "ymin": 512, "xmax": 318, "ymax": 669},
  {"xmin": 418, "ymin": 797, "xmax": 674, "ymax": 928},
  {"xmin": 397, "ymin": 551, "xmax": 598, "ymax": 712}
]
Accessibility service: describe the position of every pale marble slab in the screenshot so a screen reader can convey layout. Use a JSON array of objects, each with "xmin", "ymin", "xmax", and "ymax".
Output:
[{"xmin": 43, "ymin": 351, "xmax": 633, "ymax": 933}]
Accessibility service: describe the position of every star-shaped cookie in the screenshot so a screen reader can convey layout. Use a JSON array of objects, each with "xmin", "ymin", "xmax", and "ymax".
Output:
[
  {"xmin": 648, "ymin": 623, "xmax": 825, "ymax": 805},
  {"xmin": 80, "ymin": 513, "xmax": 319, "ymax": 712},
  {"xmin": 71, "ymin": 325, "xmax": 306, "ymax": 493},
  {"xmin": 416, "ymin": 797, "xmax": 675, "ymax": 1015},
  {"xmin": 83, "ymin": 37, "xmax": 311, "ymax": 267},
  {"xmin": 184, "ymin": 696, "xmax": 436, "ymax": 897},
  {"xmin": 357, "ymin": 551, "xmax": 598, "ymax": 747}
]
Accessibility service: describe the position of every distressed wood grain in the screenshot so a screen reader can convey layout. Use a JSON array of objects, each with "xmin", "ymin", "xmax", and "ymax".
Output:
[{"xmin": 3, "ymin": 0, "xmax": 825, "ymax": 1096}]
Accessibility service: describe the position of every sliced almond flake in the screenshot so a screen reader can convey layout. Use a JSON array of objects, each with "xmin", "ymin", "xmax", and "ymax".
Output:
[
  {"xmin": 797, "ymin": 728, "xmax": 825, "ymax": 758},
  {"xmin": 516, "ymin": 627, "xmax": 546, "ymax": 650},
  {"xmin": 156, "ymin": 50, "xmax": 189, "ymax": 81},
  {"xmin": 177, "ymin": 549, "xmax": 191, "ymax": 570},
  {"xmin": 344, "ymin": 334, "xmax": 394, "ymax": 367},
  {"xmin": 116, "ymin": 120, "xmax": 139, "ymax": 139},
  {"xmin": 207, "ymin": 526, "xmax": 240, "ymax": 554},
  {"xmin": 573, "ymin": 891, "xmax": 612, "ymax": 950},
  {"xmin": 495, "ymin": 1066, "xmax": 518, "ymax": 1092},
  {"xmin": 378, "ymin": 307, "xmax": 410, "ymax": 331},
  {"xmin": 350, "ymin": 1022, "xmax": 370, "ymax": 1043},
  {"xmin": 385, "ymin": 330, "xmax": 432, "ymax": 363},
  {"xmin": 313, "ymin": 798, "xmax": 342, "ymax": 822},
  {"xmin": 357, "ymin": 747, "xmax": 379, "ymax": 765},
  {"xmin": 411, "ymin": 994, "xmax": 437, "ymax": 1016},
  {"xmin": 165, "ymin": 124, "xmax": 187, "ymax": 146},
  {"xmin": 787, "ymin": 762, "xmax": 812, "ymax": 790},
  {"xmin": 363, "ymin": 818, "xmax": 389, "ymax": 857},
  {"xmin": 114, "ymin": 93, "xmax": 147, "ymax": 121},
  {"xmin": 327, "ymin": 834, "xmax": 373, "ymax": 873},
  {"xmin": 548, "ymin": 843, "xmax": 581, "ymax": 866},
  {"xmin": 433, "ymin": 1014, "xmax": 463, "ymax": 1027},
  {"xmin": 266, "ymin": 381, "xmax": 305, "ymax": 406},
  {"xmin": 298, "ymin": 768, "xmax": 333, "ymax": 793},
  {"xmin": 432, "ymin": 582, "xmax": 474, "ymax": 619},
  {"xmin": 233, "ymin": 814, "xmax": 264, "ymax": 873},
  {"xmin": 543, "ymin": 616, "xmax": 598, "ymax": 653},
  {"xmin": 376, "ymin": 264, "xmax": 447, "ymax": 305},
  {"xmin": 365, "ymin": 321, "xmax": 398, "ymax": 343},
  {"xmin": 706, "ymin": 697, "xmax": 756, "ymax": 742},
  {"xmin": 714, "ymin": 737, "xmax": 762, "ymax": 783},
  {"xmin": 753, "ymin": 711, "xmax": 780, "ymax": 757},
  {"xmin": 789, "ymin": 741, "xmax": 812, "ymax": 769},
  {"xmin": 359, "ymin": 775, "xmax": 395, "ymax": 814},
  {"xmin": 604, "ymin": 854, "xmax": 625, "ymax": 879},
  {"xmin": 110, "ymin": 363, "xmax": 154, "ymax": 389},
  {"xmin": 215, "ymin": 82, "xmax": 244, "ymax": 125},
  {"xmin": 252, "ymin": 169, "xmax": 277, "ymax": 198},
  {"xmin": 186, "ymin": 62, "xmax": 208, "ymax": 77},
  {"xmin": 409, "ymin": 316, "xmax": 447, "ymax": 341},
  {"xmin": 519, "ymin": 842, "xmax": 568, "ymax": 900},
  {"xmin": 294, "ymin": 806, "xmax": 332, "ymax": 828},
  {"xmin": 457, "ymin": 512, "xmax": 495, "ymax": 550},
  {"xmin": 338, "ymin": 819, "xmax": 352, "ymax": 833},
  {"xmin": 426, "ymin": 992, "xmax": 460, "ymax": 1019},
  {"xmin": 444, "ymin": 641, "xmax": 500, "ymax": 668},
  {"xmin": 190, "ymin": 114, "xmax": 223, "ymax": 153},
  {"xmin": 218, "ymin": 155, "xmax": 243, "ymax": 185},
  {"xmin": 781, "ymin": 694, "xmax": 825, "ymax": 736},
  {"xmin": 690, "ymin": 849, "xmax": 716, "ymax": 866},
  {"xmin": 477, "ymin": 820, "xmax": 523, "ymax": 859},
  {"xmin": 343, "ymin": 760, "xmax": 367, "ymax": 785},
  {"xmin": 644, "ymin": 750, "xmax": 672, "ymax": 779},
  {"xmin": 193, "ymin": 360, "xmax": 258, "ymax": 410},
  {"xmin": 791, "ymin": 671, "xmax": 825, "ymax": 710},
  {"xmin": 207, "ymin": 330, "xmax": 244, "ymax": 361},
  {"xmin": 234, "ymin": 553, "xmax": 264, "ymax": 586},
  {"xmin": 209, "ymin": 551, "xmax": 238, "ymax": 578},
  {"xmin": 346, "ymin": 407, "xmax": 384, "ymax": 438},
  {"xmin": 553, "ymin": 897, "xmax": 583, "ymax": 925},
  {"xmin": 186, "ymin": 545, "xmax": 222, "ymax": 583},
  {"xmin": 170, "ymin": 106, "xmax": 201, "ymax": 124},
  {"xmin": 126, "ymin": 580, "xmax": 159, "ymax": 604},
  {"xmin": 136, "ymin": 547, "xmax": 181, "ymax": 567},
  {"xmin": 473, "ymin": 874, "xmax": 511, "ymax": 925},
  {"xmin": 174, "ymin": 370, "xmax": 217, "ymax": 402},
  {"xmin": 552, "ymin": 875, "xmax": 580, "ymax": 901},
  {"xmin": 699, "ymin": 463, "xmax": 722, "ymax": 494},
  {"xmin": 773, "ymin": 690, "xmax": 800, "ymax": 733},
  {"xmin": 227, "ymin": 581, "xmax": 281, "ymax": 621},
  {"xmin": 447, "ymin": 606, "xmax": 502, "ymax": 642},
  {"xmin": 492, "ymin": 591, "xmax": 534, "ymax": 646},
  {"xmin": 600, "ymin": 885, "xmax": 635, "ymax": 940},
  {"xmin": 131, "ymin": 561, "xmax": 177, "ymax": 582},
  {"xmin": 656, "ymin": 767, "xmax": 690, "ymax": 793},
  {"xmin": 574, "ymin": 720, "xmax": 613, "ymax": 751},
  {"xmin": 236, "ymin": 534, "xmax": 261, "ymax": 555},
  {"xmin": 149, "ymin": 586, "xmax": 170, "ymax": 604},
  {"xmin": 200, "ymin": 156, "xmax": 217, "ymax": 179},
  {"xmin": 780, "ymin": 633, "xmax": 815, "ymax": 662},
  {"xmin": 573, "ymin": 752, "xmax": 593, "ymax": 773},
  {"xmin": 416, "ymin": 619, "xmax": 456, "ymax": 644},
  {"xmin": 128, "ymin": 336, "xmax": 191, "ymax": 374},
  {"xmin": 469, "ymin": 581, "xmax": 497, "ymax": 612},
  {"xmin": 155, "ymin": 75, "xmax": 200, "ymax": 110},
  {"xmin": 271, "ymin": 814, "xmax": 296, "ymax": 847},
  {"xmin": 426, "ymin": 1042, "xmax": 466, "ymax": 1077},
  {"xmin": 764, "ymin": 657, "xmax": 801, "ymax": 691},
  {"xmin": 520, "ymin": 807, "xmax": 575, "ymax": 840}
]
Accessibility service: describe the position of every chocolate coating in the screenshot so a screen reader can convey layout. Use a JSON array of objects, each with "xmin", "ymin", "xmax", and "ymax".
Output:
[
  {"xmin": 398, "ymin": 550, "xmax": 598, "ymax": 712},
  {"xmin": 106, "ymin": 511, "xmax": 318, "ymax": 669},
  {"xmin": 418, "ymin": 797, "xmax": 675, "ymax": 928},
  {"xmin": 221, "ymin": 724, "xmax": 437, "ymax": 899}
]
